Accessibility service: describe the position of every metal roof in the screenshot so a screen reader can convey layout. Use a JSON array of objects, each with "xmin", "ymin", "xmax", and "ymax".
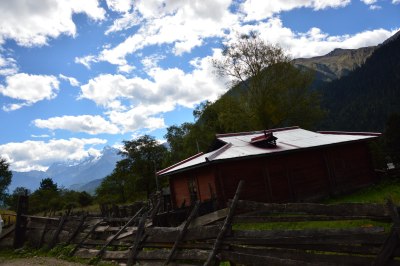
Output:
[{"xmin": 157, "ymin": 126, "xmax": 380, "ymax": 176}]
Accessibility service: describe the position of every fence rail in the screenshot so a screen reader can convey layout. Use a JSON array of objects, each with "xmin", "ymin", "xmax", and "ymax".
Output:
[{"xmin": 1, "ymin": 182, "xmax": 400, "ymax": 265}]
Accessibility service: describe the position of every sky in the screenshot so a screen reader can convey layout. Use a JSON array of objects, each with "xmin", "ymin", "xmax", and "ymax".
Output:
[{"xmin": 0, "ymin": 0, "xmax": 399, "ymax": 172}]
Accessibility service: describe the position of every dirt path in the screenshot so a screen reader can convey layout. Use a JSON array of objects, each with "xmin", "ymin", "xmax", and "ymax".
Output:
[{"xmin": 0, "ymin": 257, "xmax": 89, "ymax": 266}]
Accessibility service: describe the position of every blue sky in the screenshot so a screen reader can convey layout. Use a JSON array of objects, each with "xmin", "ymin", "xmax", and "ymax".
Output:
[{"xmin": 0, "ymin": 0, "xmax": 399, "ymax": 172}]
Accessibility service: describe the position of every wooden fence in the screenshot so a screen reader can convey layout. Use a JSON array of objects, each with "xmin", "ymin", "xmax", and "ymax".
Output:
[{"xmin": 1, "ymin": 181, "xmax": 400, "ymax": 265}]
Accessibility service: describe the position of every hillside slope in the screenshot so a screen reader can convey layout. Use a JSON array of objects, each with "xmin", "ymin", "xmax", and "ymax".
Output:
[
  {"xmin": 319, "ymin": 30, "xmax": 400, "ymax": 131},
  {"xmin": 294, "ymin": 46, "xmax": 375, "ymax": 82}
]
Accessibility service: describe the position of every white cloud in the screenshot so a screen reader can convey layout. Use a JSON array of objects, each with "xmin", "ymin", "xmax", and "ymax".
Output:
[
  {"xmin": 0, "ymin": 0, "xmax": 105, "ymax": 47},
  {"xmin": 0, "ymin": 138, "xmax": 107, "ymax": 171},
  {"xmin": 141, "ymin": 54, "xmax": 166, "ymax": 71},
  {"xmin": 106, "ymin": 0, "xmax": 133, "ymax": 13},
  {"xmin": 99, "ymin": 0, "xmax": 236, "ymax": 67},
  {"xmin": 105, "ymin": 11, "xmax": 142, "ymax": 34},
  {"xmin": 227, "ymin": 18, "xmax": 399, "ymax": 59},
  {"xmin": 0, "ymin": 73, "xmax": 59, "ymax": 111},
  {"xmin": 79, "ymin": 50, "xmax": 228, "ymax": 133},
  {"xmin": 0, "ymin": 55, "xmax": 18, "ymax": 76},
  {"xmin": 33, "ymin": 115, "xmax": 121, "ymax": 135},
  {"xmin": 240, "ymin": 0, "xmax": 351, "ymax": 21},
  {"xmin": 74, "ymin": 55, "xmax": 98, "ymax": 69},
  {"xmin": 369, "ymin": 4, "xmax": 381, "ymax": 9},
  {"xmin": 361, "ymin": 0, "xmax": 377, "ymax": 4},
  {"xmin": 59, "ymin": 74, "xmax": 80, "ymax": 87},
  {"xmin": 392, "ymin": 0, "xmax": 400, "ymax": 3}
]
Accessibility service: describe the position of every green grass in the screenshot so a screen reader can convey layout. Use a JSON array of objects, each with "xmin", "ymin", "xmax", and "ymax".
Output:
[
  {"xmin": 233, "ymin": 219, "xmax": 390, "ymax": 231},
  {"xmin": 233, "ymin": 177, "xmax": 400, "ymax": 231},
  {"xmin": 324, "ymin": 177, "xmax": 400, "ymax": 204}
]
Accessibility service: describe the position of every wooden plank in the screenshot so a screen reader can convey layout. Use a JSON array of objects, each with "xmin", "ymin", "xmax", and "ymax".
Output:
[
  {"xmin": 69, "ymin": 218, "xmax": 104, "ymax": 256},
  {"xmin": 233, "ymin": 215, "xmax": 391, "ymax": 223},
  {"xmin": 229, "ymin": 246, "xmax": 388, "ymax": 266},
  {"xmin": 374, "ymin": 199, "xmax": 400, "ymax": 265},
  {"xmin": 0, "ymin": 224, "xmax": 15, "ymax": 241},
  {"xmin": 219, "ymin": 251, "xmax": 317, "ymax": 266},
  {"xmin": 165, "ymin": 200, "xmax": 200, "ymax": 264},
  {"xmin": 223, "ymin": 234, "xmax": 387, "ymax": 246},
  {"xmin": 219, "ymin": 250, "xmax": 398, "ymax": 266},
  {"xmin": 232, "ymin": 227, "xmax": 385, "ymax": 238},
  {"xmin": 234, "ymin": 200, "xmax": 389, "ymax": 217},
  {"xmin": 75, "ymin": 248, "xmax": 210, "ymax": 261},
  {"xmin": 47, "ymin": 215, "xmax": 68, "ymax": 249},
  {"xmin": 204, "ymin": 180, "xmax": 244, "ymax": 266},
  {"xmin": 97, "ymin": 206, "xmax": 144, "ymax": 258},
  {"xmin": 127, "ymin": 212, "xmax": 148, "ymax": 266},
  {"xmin": 38, "ymin": 219, "xmax": 49, "ymax": 248},
  {"xmin": 13, "ymin": 195, "xmax": 29, "ymax": 248},
  {"xmin": 188, "ymin": 208, "xmax": 228, "ymax": 228},
  {"xmin": 66, "ymin": 215, "xmax": 87, "ymax": 245},
  {"xmin": 146, "ymin": 225, "xmax": 220, "ymax": 242}
]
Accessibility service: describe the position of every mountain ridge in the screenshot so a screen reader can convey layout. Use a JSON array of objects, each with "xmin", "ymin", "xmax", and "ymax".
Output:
[{"xmin": 9, "ymin": 146, "xmax": 122, "ymax": 193}]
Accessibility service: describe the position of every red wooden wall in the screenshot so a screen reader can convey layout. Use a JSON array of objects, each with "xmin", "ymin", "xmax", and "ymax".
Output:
[{"xmin": 169, "ymin": 141, "xmax": 377, "ymax": 208}]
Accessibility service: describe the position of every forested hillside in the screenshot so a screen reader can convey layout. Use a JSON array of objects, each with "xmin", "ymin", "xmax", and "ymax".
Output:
[{"xmin": 319, "ymin": 31, "xmax": 400, "ymax": 132}]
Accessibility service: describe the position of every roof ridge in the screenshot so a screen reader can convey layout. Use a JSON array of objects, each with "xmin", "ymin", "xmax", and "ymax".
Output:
[{"xmin": 216, "ymin": 126, "xmax": 300, "ymax": 138}]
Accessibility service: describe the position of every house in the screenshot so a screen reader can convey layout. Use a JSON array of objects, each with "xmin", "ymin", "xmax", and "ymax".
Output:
[{"xmin": 157, "ymin": 126, "xmax": 380, "ymax": 209}]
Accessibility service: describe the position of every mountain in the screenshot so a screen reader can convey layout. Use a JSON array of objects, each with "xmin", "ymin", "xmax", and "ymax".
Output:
[
  {"xmin": 69, "ymin": 178, "xmax": 104, "ymax": 195},
  {"xmin": 319, "ymin": 30, "xmax": 400, "ymax": 131},
  {"xmin": 9, "ymin": 146, "xmax": 122, "ymax": 193},
  {"xmin": 294, "ymin": 46, "xmax": 376, "ymax": 82}
]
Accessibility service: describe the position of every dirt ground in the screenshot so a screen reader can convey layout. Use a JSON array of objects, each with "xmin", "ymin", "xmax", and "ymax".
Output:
[{"xmin": 0, "ymin": 257, "xmax": 89, "ymax": 266}]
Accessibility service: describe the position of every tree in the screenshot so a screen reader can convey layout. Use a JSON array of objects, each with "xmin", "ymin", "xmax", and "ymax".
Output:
[
  {"xmin": 0, "ymin": 157, "xmax": 12, "ymax": 205},
  {"xmin": 121, "ymin": 135, "xmax": 168, "ymax": 199},
  {"xmin": 212, "ymin": 32, "xmax": 323, "ymax": 129},
  {"xmin": 96, "ymin": 159, "xmax": 133, "ymax": 203},
  {"xmin": 39, "ymin": 178, "xmax": 58, "ymax": 191},
  {"xmin": 4, "ymin": 187, "xmax": 30, "ymax": 210}
]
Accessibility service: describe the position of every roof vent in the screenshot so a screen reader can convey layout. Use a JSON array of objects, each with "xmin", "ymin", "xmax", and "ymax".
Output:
[{"xmin": 250, "ymin": 131, "xmax": 278, "ymax": 148}]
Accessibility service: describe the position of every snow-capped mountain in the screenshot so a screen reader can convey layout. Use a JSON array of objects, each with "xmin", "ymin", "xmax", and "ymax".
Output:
[{"xmin": 9, "ymin": 146, "xmax": 122, "ymax": 193}]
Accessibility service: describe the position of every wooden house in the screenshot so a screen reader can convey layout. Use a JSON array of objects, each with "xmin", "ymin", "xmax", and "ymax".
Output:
[{"xmin": 157, "ymin": 126, "xmax": 380, "ymax": 209}]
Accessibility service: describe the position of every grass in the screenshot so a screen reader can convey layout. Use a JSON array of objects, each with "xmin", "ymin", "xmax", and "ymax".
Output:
[{"xmin": 324, "ymin": 177, "xmax": 400, "ymax": 204}]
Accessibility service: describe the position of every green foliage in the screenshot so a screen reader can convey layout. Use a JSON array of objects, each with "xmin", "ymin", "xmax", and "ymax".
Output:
[
  {"xmin": 96, "ymin": 159, "xmax": 134, "ymax": 204},
  {"xmin": 39, "ymin": 177, "xmax": 58, "ymax": 191},
  {"xmin": 320, "ymin": 33, "xmax": 400, "ymax": 132},
  {"xmin": 5, "ymin": 187, "xmax": 30, "ymax": 210},
  {"xmin": 0, "ymin": 156, "xmax": 12, "ymax": 205},
  {"xmin": 324, "ymin": 177, "xmax": 400, "ymax": 204},
  {"xmin": 213, "ymin": 32, "xmax": 323, "ymax": 130},
  {"xmin": 6, "ymin": 178, "xmax": 95, "ymax": 214},
  {"xmin": 97, "ymin": 135, "xmax": 168, "ymax": 202}
]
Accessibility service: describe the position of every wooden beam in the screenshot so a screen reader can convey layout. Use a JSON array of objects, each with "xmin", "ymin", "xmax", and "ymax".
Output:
[
  {"xmin": 97, "ymin": 206, "xmax": 144, "ymax": 259},
  {"xmin": 47, "ymin": 214, "xmax": 68, "ymax": 250},
  {"xmin": 188, "ymin": 208, "xmax": 228, "ymax": 228},
  {"xmin": 374, "ymin": 199, "xmax": 400, "ymax": 265},
  {"xmin": 66, "ymin": 215, "xmax": 87, "ymax": 245},
  {"xmin": 127, "ymin": 212, "xmax": 148, "ymax": 266},
  {"xmin": 234, "ymin": 200, "xmax": 389, "ymax": 217},
  {"xmin": 38, "ymin": 219, "xmax": 49, "ymax": 248},
  {"xmin": 204, "ymin": 180, "xmax": 244, "ymax": 266},
  {"xmin": 165, "ymin": 201, "xmax": 200, "ymax": 265},
  {"xmin": 69, "ymin": 218, "xmax": 104, "ymax": 256}
]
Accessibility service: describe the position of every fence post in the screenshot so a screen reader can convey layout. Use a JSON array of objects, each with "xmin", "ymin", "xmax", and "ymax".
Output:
[{"xmin": 13, "ymin": 191, "xmax": 29, "ymax": 248}]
